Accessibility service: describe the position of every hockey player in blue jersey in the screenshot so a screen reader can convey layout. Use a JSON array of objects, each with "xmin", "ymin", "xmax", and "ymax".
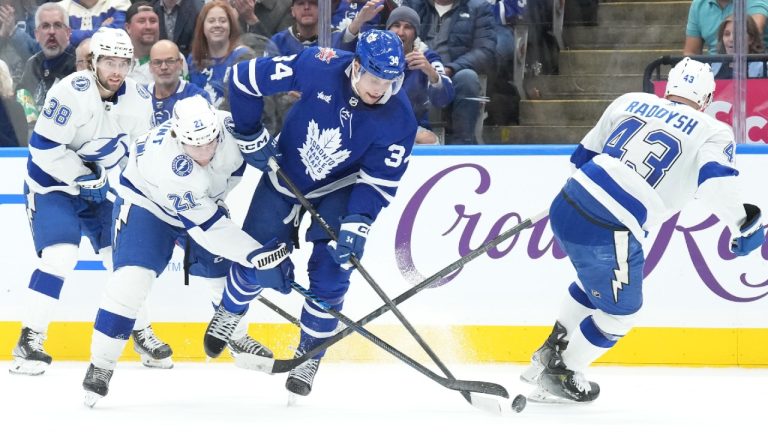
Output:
[
  {"xmin": 520, "ymin": 58, "xmax": 765, "ymax": 403},
  {"xmin": 203, "ymin": 29, "xmax": 417, "ymax": 397},
  {"xmin": 81, "ymin": 95, "xmax": 292, "ymax": 407},
  {"xmin": 10, "ymin": 27, "xmax": 173, "ymax": 376}
]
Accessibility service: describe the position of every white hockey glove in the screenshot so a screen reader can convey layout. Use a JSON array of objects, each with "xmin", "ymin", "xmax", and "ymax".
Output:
[
  {"xmin": 75, "ymin": 164, "xmax": 109, "ymax": 203},
  {"xmin": 731, "ymin": 203, "xmax": 765, "ymax": 256},
  {"xmin": 234, "ymin": 126, "xmax": 280, "ymax": 172}
]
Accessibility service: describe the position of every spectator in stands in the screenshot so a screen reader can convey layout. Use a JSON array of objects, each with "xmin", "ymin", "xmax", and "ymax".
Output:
[
  {"xmin": 0, "ymin": 0, "xmax": 38, "ymax": 64},
  {"xmin": 232, "ymin": 0, "xmax": 293, "ymax": 38},
  {"xmin": 17, "ymin": 2, "xmax": 76, "ymax": 125},
  {"xmin": 125, "ymin": 1, "xmax": 159, "ymax": 85},
  {"xmin": 147, "ymin": 39, "xmax": 208, "ymax": 125},
  {"xmin": 58, "ymin": 0, "xmax": 132, "ymax": 47},
  {"xmin": 0, "ymin": 2, "xmax": 30, "ymax": 80},
  {"xmin": 387, "ymin": 6, "xmax": 454, "ymax": 144},
  {"xmin": 683, "ymin": 0, "xmax": 768, "ymax": 56},
  {"xmin": 237, "ymin": 32, "xmax": 280, "ymax": 134},
  {"xmin": 75, "ymin": 38, "xmax": 90, "ymax": 71},
  {"xmin": 153, "ymin": 0, "xmax": 202, "ymax": 56},
  {"xmin": 333, "ymin": 0, "xmax": 395, "ymax": 31},
  {"xmin": 271, "ymin": 0, "xmax": 321, "ymax": 54},
  {"xmin": 711, "ymin": 14, "xmax": 767, "ymax": 78},
  {"xmin": 403, "ymin": 0, "xmax": 496, "ymax": 144},
  {"xmin": 0, "ymin": 58, "xmax": 26, "ymax": 146},
  {"xmin": 187, "ymin": 0, "xmax": 249, "ymax": 108}
]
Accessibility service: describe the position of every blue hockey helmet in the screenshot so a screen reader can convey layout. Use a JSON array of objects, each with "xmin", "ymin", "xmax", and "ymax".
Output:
[{"xmin": 356, "ymin": 29, "xmax": 405, "ymax": 81}]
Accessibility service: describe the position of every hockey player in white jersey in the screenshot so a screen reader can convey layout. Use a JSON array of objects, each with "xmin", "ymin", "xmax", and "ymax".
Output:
[
  {"xmin": 82, "ymin": 95, "xmax": 293, "ymax": 407},
  {"xmin": 520, "ymin": 58, "xmax": 765, "ymax": 403},
  {"xmin": 10, "ymin": 27, "xmax": 171, "ymax": 376}
]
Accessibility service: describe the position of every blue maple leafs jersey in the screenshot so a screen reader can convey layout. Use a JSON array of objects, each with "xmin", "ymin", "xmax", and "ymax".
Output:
[
  {"xmin": 229, "ymin": 47, "xmax": 418, "ymax": 220},
  {"xmin": 27, "ymin": 71, "xmax": 153, "ymax": 196}
]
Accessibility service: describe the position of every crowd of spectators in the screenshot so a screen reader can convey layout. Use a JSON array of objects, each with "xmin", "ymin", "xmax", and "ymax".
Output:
[{"xmin": 2, "ymin": 0, "xmax": 765, "ymax": 147}]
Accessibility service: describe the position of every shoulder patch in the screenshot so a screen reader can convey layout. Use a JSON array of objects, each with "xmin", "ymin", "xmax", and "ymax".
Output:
[
  {"xmin": 315, "ymin": 47, "xmax": 338, "ymax": 64},
  {"xmin": 72, "ymin": 76, "xmax": 90, "ymax": 92},
  {"xmin": 136, "ymin": 83, "xmax": 151, "ymax": 99},
  {"xmin": 172, "ymin": 154, "xmax": 194, "ymax": 177},
  {"xmin": 223, "ymin": 115, "xmax": 235, "ymax": 134}
]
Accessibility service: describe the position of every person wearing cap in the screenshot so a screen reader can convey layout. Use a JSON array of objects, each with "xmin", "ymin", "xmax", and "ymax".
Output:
[
  {"xmin": 403, "ymin": 0, "xmax": 496, "ymax": 144},
  {"xmin": 10, "ymin": 27, "xmax": 155, "ymax": 377},
  {"xmin": 124, "ymin": 1, "xmax": 159, "ymax": 85}
]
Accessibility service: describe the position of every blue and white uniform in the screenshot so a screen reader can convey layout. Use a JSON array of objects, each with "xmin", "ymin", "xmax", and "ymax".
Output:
[
  {"xmin": 59, "ymin": 0, "xmax": 131, "ymax": 47},
  {"xmin": 187, "ymin": 46, "xmax": 251, "ymax": 108},
  {"xmin": 549, "ymin": 91, "xmax": 751, "ymax": 372},
  {"xmin": 147, "ymin": 79, "xmax": 210, "ymax": 125},
  {"xmin": 89, "ymin": 110, "xmax": 270, "ymax": 370},
  {"xmin": 21, "ymin": 70, "xmax": 152, "ymax": 339},
  {"xmin": 229, "ymin": 46, "xmax": 417, "ymax": 357}
]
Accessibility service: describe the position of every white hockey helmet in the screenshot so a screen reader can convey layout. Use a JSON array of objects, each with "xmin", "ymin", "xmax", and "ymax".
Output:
[
  {"xmin": 171, "ymin": 95, "xmax": 221, "ymax": 147},
  {"xmin": 665, "ymin": 57, "xmax": 716, "ymax": 111},
  {"xmin": 90, "ymin": 27, "xmax": 134, "ymax": 69}
]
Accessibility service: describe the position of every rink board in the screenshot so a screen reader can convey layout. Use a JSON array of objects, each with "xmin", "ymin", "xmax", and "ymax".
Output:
[{"xmin": 0, "ymin": 145, "xmax": 766, "ymax": 365}]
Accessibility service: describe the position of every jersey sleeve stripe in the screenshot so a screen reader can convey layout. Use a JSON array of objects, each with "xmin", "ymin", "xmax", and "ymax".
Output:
[
  {"xmin": 27, "ymin": 159, "xmax": 67, "ymax": 188},
  {"xmin": 231, "ymin": 161, "xmax": 247, "ymax": 178},
  {"xmin": 29, "ymin": 132, "xmax": 60, "ymax": 150},
  {"xmin": 195, "ymin": 207, "xmax": 227, "ymax": 231},
  {"xmin": 357, "ymin": 169, "xmax": 401, "ymax": 188},
  {"xmin": 697, "ymin": 161, "xmax": 739, "ymax": 186},
  {"xmin": 232, "ymin": 62, "xmax": 260, "ymax": 97},
  {"xmin": 570, "ymin": 144, "xmax": 600, "ymax": 169},
  {"xmin": 580, "ymin": 161, "xmax": 648, "ymax": 227}
]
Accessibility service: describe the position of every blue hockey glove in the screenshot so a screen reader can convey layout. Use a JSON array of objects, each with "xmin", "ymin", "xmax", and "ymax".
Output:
[
  {"xmin": 326, "ymin": 214, "xmax": 373, "ymax": 266},
  {"xmin": 75, "ymin": 164, "xmax": 108, "ymax": 203},
  {"xmin": 731, "ymin": 203, "xmax": 765, "ymax": 256},
  {"xmin": 246, "ymin": 239, "xmax": 294, "ymax": 294},
  {"xmin": 234, "ymin": 126, "xmax": 279, "ymax": 172}
]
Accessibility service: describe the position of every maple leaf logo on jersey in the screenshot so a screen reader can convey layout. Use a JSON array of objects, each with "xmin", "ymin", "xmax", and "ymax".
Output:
[
  {"xmin": 298, "ymin": 120, "xmax": 350, "ymax": 181},
  {"xmin": 315, "ymin": 47, "xmax": 338, "ymax": 64}
]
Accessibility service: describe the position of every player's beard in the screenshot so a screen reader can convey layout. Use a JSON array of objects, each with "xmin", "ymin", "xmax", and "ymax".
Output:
[{"xmin": 96, "ymin": 69, "xmax": 126, "ymax": 97}]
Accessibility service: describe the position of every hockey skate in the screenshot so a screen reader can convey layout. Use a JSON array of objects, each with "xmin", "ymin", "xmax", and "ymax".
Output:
[
  {"xmin": 132, "ymin": 325, "xmax": 173, "ymax": 369},
  {"xmin": 530, "ymin": 351, "xmax": 600, "ymax": 404},
  {"xmin": 204, "ymin": 304, "xmax": 244, "ymax": 358},
  {"xmin": 285, "ymin": 350, "xmax": 320, "ymax": 398},
  {"xmin": 83, "ymin": 363, "xmax": 114, "ymax": 408},
  {"xmin": 229, "ymin": 335, "xmax": 274, "ymax": 372},
  {"xmin": 520, "ymin": 321, "xmax": 568, "ymax": 385},
  {"xmin": 9, "ymin": 327, "xmax": 52, "ymax": 376}
]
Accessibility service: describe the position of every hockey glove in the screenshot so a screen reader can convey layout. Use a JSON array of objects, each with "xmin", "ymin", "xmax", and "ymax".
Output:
[
  {"xmin": 234, "ymin": 126, "xmax": 279, "ymax": 172},
  {"xmin": 246, "ymin": 238, "xmax": 295, "ymax": 294},
  {"xmin": 326, "ymin": 214, "xmax": 373, "ymax": 266},
  {"xmin": 75, "ymin": 164, "xmax": 108, "ymax": 203},
  {"xmin": 731, "ymin": 203, "xmax": 765, "ymax": 256}
]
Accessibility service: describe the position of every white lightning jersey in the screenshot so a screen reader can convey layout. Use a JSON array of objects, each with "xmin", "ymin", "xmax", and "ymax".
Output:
[
  {"xmin": 118, "ymin": 111, "xmax": 261, "ymax": 267},
  {"xmin": 573, "ymin": 92, "xmax": 747, "ymax": 239},
  {"xmin": 27, "ymin": 71, "xmax": 153, "ymax": 195}
]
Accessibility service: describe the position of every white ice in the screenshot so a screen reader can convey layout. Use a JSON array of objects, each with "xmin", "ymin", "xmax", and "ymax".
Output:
[{"xmin": 2, "ymin": 361, "xmax": 765, "ymax": 431}]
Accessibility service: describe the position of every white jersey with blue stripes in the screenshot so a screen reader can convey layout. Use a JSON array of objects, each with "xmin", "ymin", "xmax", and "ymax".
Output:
[
  {"xmin": 118, "ymin": 111, "xmax": 263, "ymax": 267},
  {"xmin": 573, "ymin": 92, "xmax": 746, "ymax": 239},
  {"xmin": 27, "ymin": 71, "xmax": 153, "ymax": 196}
]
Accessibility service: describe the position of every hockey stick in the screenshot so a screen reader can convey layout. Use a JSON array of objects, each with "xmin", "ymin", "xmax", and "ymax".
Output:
[
  {"xmin": 265, "ymin": 158, "xmax": 519, "ymax": 409},
  {"xmin": 257, "ymin": 296, "xmax": 300, "ymax": 326},
  {"xmin": 244, "ymin": 205, "xmax": 548, "ymax": 373},
  {"xmin": 288, "ymin": 280, "xmax": 509, "ymax": 407}
]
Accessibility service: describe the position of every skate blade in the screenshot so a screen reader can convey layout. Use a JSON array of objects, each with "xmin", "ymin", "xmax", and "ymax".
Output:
[
  {"xmin": 9, "ymin": 358, "xmax": 48, "ymax": 376},
  {"xmin": 140, "ymin": 355, "xmax": 173, "ymax": 369},
  {"xmin": 234, "ymin": 354, "xmax": 275, "ymax": 374},
  {"xmin": 527, "ymin": 387, "xmax": 586, "ymax": 404},
  {"xmin": 84, "ymin": 391, "xmax": 103, "ymax": 408},
  {"xmin": 519, "ymin": 364, "xmax": 543, "ymax": 385}
]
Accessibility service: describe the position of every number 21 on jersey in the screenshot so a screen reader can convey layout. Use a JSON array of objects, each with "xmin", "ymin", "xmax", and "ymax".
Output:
[{"xmin": 603, "ymin": 117, "xmax": 681, "ymax": 188}]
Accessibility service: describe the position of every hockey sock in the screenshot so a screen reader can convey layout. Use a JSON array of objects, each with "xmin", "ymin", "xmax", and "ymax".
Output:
[
  {"xmin": 299, "ymin": 298, "xmax": 344, "ymax": 359},
  {"xmin": 562, "ymin": 310, "xmax": 634, "ymax": 372},
  {"xmin": 22, "ymin": 270, "xmax": 64, "ymax": 332},
  {"xmin": 556, "ymin": 282, "xmax": 596, "ymax": 341}
]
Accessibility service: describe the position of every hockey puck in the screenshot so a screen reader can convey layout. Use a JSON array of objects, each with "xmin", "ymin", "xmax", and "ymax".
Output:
[{"xmin": 511, "ymin": 394, "xmax": 527, "ymax": 413}]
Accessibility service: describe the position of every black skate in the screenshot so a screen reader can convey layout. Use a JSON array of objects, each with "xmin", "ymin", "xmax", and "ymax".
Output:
[
  {"xmin": 533, "ymin": 352, "xmax": 600, "ymax": 403},
  {"xmin": 520, "ymin": 321, "xmax": 568, "ymax": 385},
  {"xmin": 285, "ymin": 350, "xmax": 320, "ymax": 397},
  {"xmin": 132, "ymin": 325, "xmax": 173, "ymax": 369},
  {"xmin": 204, "ymin": 304, "xmax": 244, "ymax": 358},
  {"xmin": 9, "ymin": 327, "xmax": 52, "ymax": 376},
  {"xmin": 83, "ymin": 363, "xmax": 114, "ymax": 408}
]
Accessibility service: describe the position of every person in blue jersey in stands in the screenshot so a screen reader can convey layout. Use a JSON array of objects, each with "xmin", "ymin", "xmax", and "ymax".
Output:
[
  {"xmin": 147, "ymin": 40, "xmax": 209, "ymax": 125},
  {"xmin": 203, "ymin": 29, "xmax": 417, "ymax": 399}
]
